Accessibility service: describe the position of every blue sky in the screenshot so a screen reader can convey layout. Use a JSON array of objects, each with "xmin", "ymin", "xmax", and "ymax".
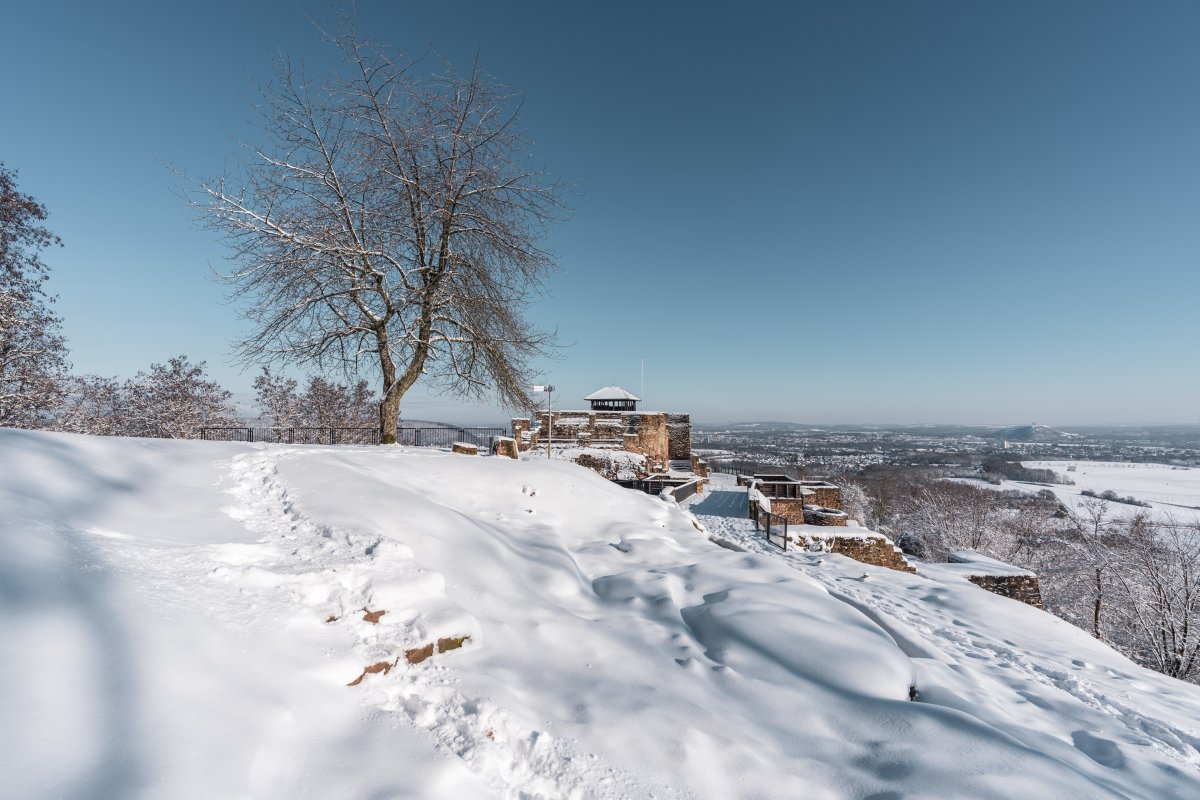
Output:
[{"xmin": 3, "ymin": 1, "xmax": 1198, "ymax": 425}]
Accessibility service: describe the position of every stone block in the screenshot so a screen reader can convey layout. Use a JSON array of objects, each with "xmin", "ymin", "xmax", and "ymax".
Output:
[{"xmin": 495, "ymin": 436, "xmax": 519, "ymax": 459}]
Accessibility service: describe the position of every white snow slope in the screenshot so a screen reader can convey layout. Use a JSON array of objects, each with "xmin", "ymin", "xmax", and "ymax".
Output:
[
  {"xmin": 1026, "ymin": 461, "xmax": 1200, "ymax": 524},
  {"xmin": 3, "ymin": 428, "xmax": 1200, "ymax": 800}
]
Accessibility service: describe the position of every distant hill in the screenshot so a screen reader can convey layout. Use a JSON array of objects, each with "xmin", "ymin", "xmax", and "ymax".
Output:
[{"xmin": 983, "ymin": 424, "xmax": 1077, "ymax": 442}]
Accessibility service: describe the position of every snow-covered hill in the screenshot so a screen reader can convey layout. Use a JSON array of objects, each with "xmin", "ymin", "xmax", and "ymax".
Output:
[
  {"xmin": 985, "ymin": 424, "xmax": 1077, "ymax": 442},
  {"xmin": 964, "ymin": 460, "xmax": 1200, "ymax": 524},
  {"xmin": 3, "ymin": 428, "xmax": 1200, "ymax": 799}
]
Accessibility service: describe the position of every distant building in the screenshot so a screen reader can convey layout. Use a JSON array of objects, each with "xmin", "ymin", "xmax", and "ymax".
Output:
[
  {"xmin": 511, "ymin": 386, "xmax": 704, "ymax": 481},
  {"xmin": 584, "ymin": 386, "xmax": 640, "ymax": 412}
]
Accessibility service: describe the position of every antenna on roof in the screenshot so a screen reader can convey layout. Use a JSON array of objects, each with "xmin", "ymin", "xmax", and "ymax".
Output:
[{"xmin": 641, "ymin": 358, "xmax": 644, "ymax": 404}]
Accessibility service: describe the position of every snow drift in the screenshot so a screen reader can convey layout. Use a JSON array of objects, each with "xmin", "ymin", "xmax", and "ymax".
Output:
[{"xmin": 3, "ymin": 428, "xmax": 1200, "ymax": 799}]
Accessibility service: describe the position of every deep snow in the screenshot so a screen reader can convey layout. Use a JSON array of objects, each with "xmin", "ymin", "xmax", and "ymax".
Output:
[{"xmin": 3, "ymin": 428, "xmax": 1200, "ymax": 799}]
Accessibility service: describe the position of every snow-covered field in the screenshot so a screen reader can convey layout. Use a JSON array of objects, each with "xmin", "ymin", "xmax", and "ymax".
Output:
[
  {"xmin": 4, "ymin": 429, "xmax": 1200, "ymax": 799},
  {"xmin": 987, "ymin": 461, "xmax": 1200, "ymax": 523}
]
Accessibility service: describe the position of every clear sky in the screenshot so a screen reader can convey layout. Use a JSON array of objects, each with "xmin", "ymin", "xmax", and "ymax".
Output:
[{"xmin": 3, "ymin": 1, "xmax": 1198, "ymax": 425}]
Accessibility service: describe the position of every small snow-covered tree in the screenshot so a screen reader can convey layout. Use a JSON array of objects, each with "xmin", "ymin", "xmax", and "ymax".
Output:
[
  {"xmin": 123, "ymin": 356, "xmax": 239, "ymax": 438},
  {"xmin": 302, "ymin": 376, "xmax": 375, "ymax": 427},
  {"xmin": 253, "ymin": 368, "xmax": 303, "ymax": 428},
  {"xmin": 893, "ymin": 480, "xmax": 1008, "ymax": 560},
  {"xmin": 0, "ymin": 290, "xmax": 69, "ymax": 428},
  {"xmin": 55, "ymin": 374, "xmax": 127, "ymax": 436},
  {"xmin": 253, "ymin": 368, "xmax": 377, "ymax": 428},
  {"xmin": 839, "ymin": 480, "xmax": 875, "ymax": 528},
  {"xmin": 1069, "ymin": 496, "xmax": 1120, "ymax": 639},
  {"xmin": 0, "ymin": 163, "xmax": 70, "ymax": 427},
  {"xmin": 1106, "ymin": 514, "xmax": 1200, "ymax": 683}
]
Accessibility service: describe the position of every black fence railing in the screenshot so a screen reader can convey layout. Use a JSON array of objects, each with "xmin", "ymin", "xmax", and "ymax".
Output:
[
  {"xmin": 753, "ymin": 500, "xmax": 789, "ymax": 551},
  {"xmin": 395, "ymin": 427, "xmax": 508, "ymax": 449},
  {"xmin": 615, "ymin": 475, "xmax": 693, "ymax": 496},
  {"xmin": 198, "ymin": 426, "xmax": 508, "ymax": 448},
  {"xmin": 199, "ymin": 427, "xmax": 380, "ymax": 444},
  {"xmin": 709, "ymin": 459, "xmax": 802, "ymax": 480}
]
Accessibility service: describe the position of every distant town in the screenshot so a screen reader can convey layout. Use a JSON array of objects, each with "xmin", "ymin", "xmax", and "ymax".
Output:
[{"xmin": 693, "ymin": 422, "xmax": 1200, "ymax": 474}]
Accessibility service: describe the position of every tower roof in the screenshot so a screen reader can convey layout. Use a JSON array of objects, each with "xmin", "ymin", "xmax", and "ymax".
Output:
[{"xmin": 584, "ymin": 386, "xmax": 641, "ymax": 402}]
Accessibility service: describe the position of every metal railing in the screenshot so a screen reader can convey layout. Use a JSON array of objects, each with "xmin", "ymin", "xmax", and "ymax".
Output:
[
  {"xmin": 199, "ymin": 427, "xmax": 380, "ymax": 444},
  {"xmin": 198, "ymin": 425, "xmax": 507, "ymax": 448},
  {"xmin": 395, "ymin": 427, "xmax": 507, "ymax": 449},
  {"xmin": 708, "ymin": 459, "xmax": 802, "ymax": 479},
  {"xmin": 755, "ymin": 504, "xmax": 789, "ymax": 551},
  {"xmin": 616, "ymin": 475, "xmax": 692, "ymax": 496}
]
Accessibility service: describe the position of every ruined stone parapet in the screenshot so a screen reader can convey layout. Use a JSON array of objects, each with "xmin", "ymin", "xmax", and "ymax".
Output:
[
  {"xmin": 820, "ymin": 533, "xmax": 916, "ymax": 573},
  {"xmin": 944, "ymin": 551, "xmax": 1044, "ymax": 608},
  {"xmin": 510, "ymin": 418, "xmax": 534, "ymax": 451},
  {"xmin": 803, "ymin": 506, "xmax": 848, "ymax": 526},
  {"xmin": 451, "ymin": 442, "xmax": 479, "ymax": 455},
  {"xmin": 767, "ymin": 497, "xmax": 807, "ymax": 524},
  {"xmin": 798, "ymin": 481, "xmax": 842, "ymax": 510},
  {"xmin": 963, "ymin": 574, "xmax": 1044, "ymax": 608},
  {"xmin": 666, "ymin": 413, "xmax": 692, "ymax": 460},
  {"xmin": 631, "ymin": 413, "xmax": 670, "ymax": 467}
]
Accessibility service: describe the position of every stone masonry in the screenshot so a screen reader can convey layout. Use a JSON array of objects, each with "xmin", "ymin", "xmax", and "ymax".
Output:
[
  {"xmin": 963, "ymin": 574, "xmax": 1044, "ymax": 608},
  {"xmin": 803, "ymin": 507, "xmax": 849, "ymax": 526},
  {"xmin": 797, "ymin": 481, "xmax": 842, "ymax": 510},
  {"xmin": 512, "ymin": 410, "xmax": 691, "ymax": 478},
  {"xmin": 945, "ymin": 551, "xmax": 1044, "ymax": 608},
  {"xmin": 666, "ymin": 414, "xmax": 692, "ymax": 460},
  {"xmin": 819, "ymin": 533, "xmax": 916, "ymax": 573}
]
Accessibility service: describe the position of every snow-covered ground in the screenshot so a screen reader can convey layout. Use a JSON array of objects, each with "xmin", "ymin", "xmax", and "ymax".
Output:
[
  {"xmin": 4, "ymin": 429, "xmax": 1200, "ymax": 799},
  {"xmin": 969, "ymin": 461, "xmax": 1200, "ymax": 523}
]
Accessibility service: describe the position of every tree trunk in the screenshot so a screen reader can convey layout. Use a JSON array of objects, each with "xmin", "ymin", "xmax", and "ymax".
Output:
[
  {"xmin": 379, "ymin": 390, "xmax": 401, "ymax": 444},
  {"xmin": 1093, "ymin": 567, "xmax": 1103, "ymax": 638}
]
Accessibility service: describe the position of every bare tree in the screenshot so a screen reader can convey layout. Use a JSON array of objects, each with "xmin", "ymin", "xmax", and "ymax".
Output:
[
  {"xmin": 55, "ymin": 357, "xmax": 237, "ymax": 439},
  {"xmin": 1106, "ymin": 513, "xmax": 1200, "ymax": 682},
  {"xmin": 892, "ymin": 480, "xmax": 1006, "ymax": 560},
  {"xmin": 1072, "ymin": 496, "xmax": 1116, "ymax": 638},
  {"xmin": 253, "ymin": 368, "xmax": 304, "ymax": 429},
  {"xmin": 253, "ymin": 367, "xmax": 376, "ymax": 428},
  {"xmin": 195, "ymin": 29, "xmax": 565, "ymax": 443},
  {"xmin": 838, "ymin": 479, "xmax": 875, "ymax": 528},
  {"xmin": 0, "ymin": 163, "xmax": 69, "ymax": 427},
  {"xmin": 122, "ymin": 356, "xmax": 239, "ymax": 439},
  {"xmin": 55, "ymin": 374, "xmax": 127, "ymax": 436}
]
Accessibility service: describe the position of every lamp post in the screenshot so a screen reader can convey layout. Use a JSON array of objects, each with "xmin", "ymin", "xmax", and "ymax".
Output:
[{"xmin": 531, "ymin": 385, "xmax": 555, "ymax": 459}]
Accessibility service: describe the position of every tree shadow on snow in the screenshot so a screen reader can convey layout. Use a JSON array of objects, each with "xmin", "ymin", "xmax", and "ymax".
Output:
[{"xmin": 0, "ymin": 430, "xmax": 152, "ymax": 799}]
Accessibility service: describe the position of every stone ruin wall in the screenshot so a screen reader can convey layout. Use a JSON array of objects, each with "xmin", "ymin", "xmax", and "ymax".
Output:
[
  {"xmin": 822, "ymin": 535, "xmax": 916, "ymax": 573},
  {"xmin": 511, "ymin": 411, "xmax": 678, "ymax": 476},
  {"xmin": 511, "ymin": 417, "xmax": 531, "ymax": 449},
  {"xmin": 764, "ymin": 498, "xmax": 806, "ymax": 524},
  {"xmin": 963, "ymin": 574, "xmax": 1044, "ymax": 608},
  {"xmin": 803, "ymin": 486, "xmax": 842, "ymax": 510},
  {"xmin": 803, "ymin": 510, "xmax": 849, "ymax": 526},
  {"xmin": 627, "ymin": 414, "xmax": 670, "ymax": 472},
  {"xmin": 666, "ymin": 414, "xmax": 692, "ymax": 461}
]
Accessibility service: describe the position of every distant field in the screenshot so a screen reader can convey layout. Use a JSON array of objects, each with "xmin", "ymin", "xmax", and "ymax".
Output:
[{"xmin": 1021, "ymin": 460, "xmax": 1200, "ymax": 523}]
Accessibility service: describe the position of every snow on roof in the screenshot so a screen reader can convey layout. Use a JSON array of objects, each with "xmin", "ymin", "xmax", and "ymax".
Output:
[{"xmin": 584, "ymin": 386, "xmax": 641, "ymax": 401}]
